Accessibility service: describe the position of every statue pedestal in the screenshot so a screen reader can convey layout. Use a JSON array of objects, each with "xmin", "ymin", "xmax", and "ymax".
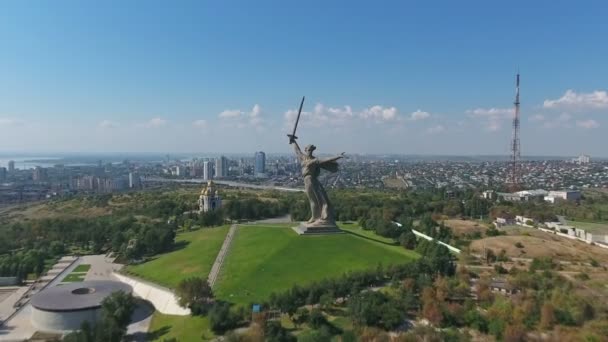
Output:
[{"xmin": 292, "ymin": 222, "xmax": 344, "ymax": 235}]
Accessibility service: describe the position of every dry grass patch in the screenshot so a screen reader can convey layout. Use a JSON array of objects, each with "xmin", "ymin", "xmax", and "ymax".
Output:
[
  {"xmin": 470, "ymin": 226, "xmax": 608, "ymax": 263},
  {"xmin": 444, "ymin": 219, "xmax": 488, "ymax": 237}
]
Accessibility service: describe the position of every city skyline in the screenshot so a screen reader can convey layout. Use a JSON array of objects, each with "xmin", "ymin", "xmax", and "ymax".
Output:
[{"xmin": 1, "ymin": 1, "xmax": 607, "ymax": 155}]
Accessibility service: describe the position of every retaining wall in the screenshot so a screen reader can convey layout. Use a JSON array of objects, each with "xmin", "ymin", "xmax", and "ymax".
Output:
[{"xmin": 112, "ymin": 273, "xmax": 190, "ymax": 316}]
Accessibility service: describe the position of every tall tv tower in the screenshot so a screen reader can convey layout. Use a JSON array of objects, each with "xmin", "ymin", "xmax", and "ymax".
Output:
[{"xmin": 507, "ymin": 73, "xmax": 521, "ymax": 190}]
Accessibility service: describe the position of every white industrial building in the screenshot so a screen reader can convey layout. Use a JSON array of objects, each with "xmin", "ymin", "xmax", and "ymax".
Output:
[
  {"xmin": 498, "ymin": 189, "xmax": 548, "ymax": 202},
  {"xmin": 544, "ymin": 190, "xmax": 581, "ymax": 203}
]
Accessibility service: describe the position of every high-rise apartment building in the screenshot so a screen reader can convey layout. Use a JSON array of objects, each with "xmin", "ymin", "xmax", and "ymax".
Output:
[
  {"xmin": 8, "ymin": 160, "xmax": 15, "ymax": 173},
  {"xmin": 32, "ymin": 166, "xmax": 47, "ymax": 182},
  {"xmin": 215, "ymin": 156, "xmax": 228, "ymax": 178},
  {"xmin": 129, "ymin": 172, "xmax": 141, "ymax": 189},
  {"xmin": 203, "ymin": 161, "xmax": 213, "ymax": 181},
  {"xmin": 254, "ymin": 151, "xmax": 266, "ymax": 177}
]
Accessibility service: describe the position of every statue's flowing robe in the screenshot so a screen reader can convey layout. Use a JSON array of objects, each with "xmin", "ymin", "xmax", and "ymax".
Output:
[{"xmin": 298, "ymin": 155, "xmax": 338, "ymax": 224}]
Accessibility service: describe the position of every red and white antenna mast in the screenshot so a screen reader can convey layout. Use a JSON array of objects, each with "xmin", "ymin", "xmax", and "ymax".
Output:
[{"xmin": 507, "ymin": 73, "xmax": 521, "ymax": 190}]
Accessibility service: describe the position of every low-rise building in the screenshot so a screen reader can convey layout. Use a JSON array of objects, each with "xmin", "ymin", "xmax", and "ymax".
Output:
[
  {"xmin": 516, "ymin": 215, "xmax": 534, "ymax": 225},
  {"xmin": 495, "ymin": 216, "xmax": 515, "ymax": 228},
  {"xmin": 544, "ymin": 190, "xmax": 581, "ymax": 203},
  {"xmin": 490, "ymin": 279, "xmax": 518, "ymax": 296}
]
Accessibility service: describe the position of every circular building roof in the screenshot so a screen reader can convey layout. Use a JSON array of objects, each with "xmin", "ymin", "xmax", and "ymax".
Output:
[{"xmin": 31, "ymin": 280, "xmax": 132, "ymax": 312}]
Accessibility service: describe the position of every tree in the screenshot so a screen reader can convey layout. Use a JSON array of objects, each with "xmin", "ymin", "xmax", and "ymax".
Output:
[
  {"xmin": 399, "ymin": 230, "xmax": 417, "ymax": 250},
  {"xmin": 209, "ymin": 302, "xmax": 240, "ymax": 334},
  {"xmin": 175, "ymin": 277, "xmax": 213, "ymax": 314},
  {"xmin": 540, "ymin": 302, "xmax": 556, "ymax": 329},
  {"xmin": 98, "ymin": 290, "xmax": 136, "ymax": 340},
  {"xmin": 308, "ymin": 309, "xmax": 327, "ymax": 329},
  {"xmin": 319, "ymin": 293, "xmax": 333, "ymax": 310},
  {"xmin": 264, "ymin": 321, "xmax": 296, "ymax": 342},
  {"xmin": 348, "ymin": 291, "xmax": 404, "ymax": 330},
  {"xmin": 504, "ymin": 323, "xmax": 526, "ymax": 342},
  {"xmin": 64, "ymin": 291, "xmax": 137, "ymax": 342},
  {"xmin": 292, "ymin": 307, "xmax": 309, "ymax": 328},
  {"xmin": 421, "ymin": 287, "xmax": 443, "ymax": 325}
]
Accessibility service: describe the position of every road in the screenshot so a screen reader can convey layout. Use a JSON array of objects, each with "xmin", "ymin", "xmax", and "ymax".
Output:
[{"xmin": 145, "ymin": 177, "xmax": 304, "ymax": 192}]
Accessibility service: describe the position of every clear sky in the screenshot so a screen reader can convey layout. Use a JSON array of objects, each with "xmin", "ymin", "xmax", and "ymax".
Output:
[{"xmin": 1, "ymin": 0, "xmax": 606, "ymax": 156}]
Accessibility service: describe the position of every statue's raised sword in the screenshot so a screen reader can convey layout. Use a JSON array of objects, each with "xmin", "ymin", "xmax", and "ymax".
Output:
[{"xmin": 287, "ymin": 96, "xmax": 305, "ymax": 144}]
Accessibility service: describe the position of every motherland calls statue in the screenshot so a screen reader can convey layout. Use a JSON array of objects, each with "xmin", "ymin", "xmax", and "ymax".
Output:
[{"xmin": 288, "ymin": 97, "xmax": 345, "ymax": 234}]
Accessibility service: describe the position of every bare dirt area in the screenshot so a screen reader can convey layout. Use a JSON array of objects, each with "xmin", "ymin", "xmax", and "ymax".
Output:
[
  {"xmin": 469, "ymin": 226, "xmax": 608, "ymax": 264},
  {"xmin": 444, "ymin": 219, "xmax": 488, "ymax": 237},
  {"xmin": 382, "ymin": 177, "xmax": 408, "ymax": 189}
]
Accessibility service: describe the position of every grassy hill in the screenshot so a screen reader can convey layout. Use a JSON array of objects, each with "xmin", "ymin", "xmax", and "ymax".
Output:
[
  {"xmin": 125, "ymin": 226, "xmax": 229, "ymax": 288},
  {"xmin": 215, "ymin": 225, "xmax": 418, "ymax": 305},
  {"xmin": 148, "ymin": 313, "xmax": 214, "ymax": 341}
]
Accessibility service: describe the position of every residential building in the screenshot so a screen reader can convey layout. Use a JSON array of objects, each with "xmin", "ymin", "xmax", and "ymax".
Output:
[
  {"xmin": 129, "ymin": 172, "xmax": 141, "ymax": 189},
  {"xmin": 203, "ymin": 161, "xmax": 213, "ymax": 181},
  {"xmin": 215, "ymin": 156, "xmax": 228, "ymax": 178},
  {"xmin": 578, "ymin": 154, "xmax": 591, "ymax": 164},
  {"xmin": 32, "ymin": 167, "xmax": 47, "ymax": 182},
  {"xmin": 254, "ymin": 151, "xmax": 266, "ymax": 177}
]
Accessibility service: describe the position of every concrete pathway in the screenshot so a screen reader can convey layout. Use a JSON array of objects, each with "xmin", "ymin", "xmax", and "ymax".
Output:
[
  {"xmin": 0, "ymin": 257, "xmax": 80, "ymax": 341},
  {"xmin": 208, "ymin": 224, "xmax": 238, "ymax": 288}
]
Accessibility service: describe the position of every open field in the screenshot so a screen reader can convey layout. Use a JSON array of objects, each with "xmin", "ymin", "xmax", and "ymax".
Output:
[
  {"xmin": 125, "ymin": 226, "xmax": 229, "ymax": 288},
  {"xmin": 215, "ymin": 225, "xmax": 418, "ymax": 305},
  {"xmin": 469, "ymin": 226, "xmax": 608, "ymax": 263},
  {"xmin": 382, "ymin": 177, "xmax": 408, "ymax": 189},
  {"xmin": 148, "ymin": 312, "xmax": 214, "ymax": 341},
  {"xmin": 443, "ymin": 219, "xmax": 488, "ymax": 237}
]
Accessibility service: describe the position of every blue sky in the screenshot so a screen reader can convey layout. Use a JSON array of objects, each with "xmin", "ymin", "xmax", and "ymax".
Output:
[{"xmin": 0, "ymin": 0, "xmax": 606, "ymax": 156}]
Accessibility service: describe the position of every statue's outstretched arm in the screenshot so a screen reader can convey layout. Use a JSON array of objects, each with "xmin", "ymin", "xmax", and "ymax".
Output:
[
  {"xmin": 319, "ymin": 152, "xmax": 345, "ymax": 164},
  {"xmin": 292, "ymin": 141, "xmax": 305, "ymax": 160}
]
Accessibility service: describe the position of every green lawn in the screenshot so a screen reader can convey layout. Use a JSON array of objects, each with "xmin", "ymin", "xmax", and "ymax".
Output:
[
  {"xmin": 148, "ymin": 312, "xmax": 214, "ymax": 341},
  {"xmin": 338, "ymin": 222, "xmax": 398, "ymax": 245},
  {"xmin": 62, "ymin": 273, "xmax": 85, "ymax": 282},
  {"xmin": 568, "ymin": 220, "xmax": 608, "ymax": 234},
  {"xmin": 125, "ymin": 226, "xmax": 229, "ymax": 288},
  {"xmin": 215, "ymin": 225, "xmax": 418, "ymax": 305},
  {"xmin": 72, "ymin": 264, "xmax": 91, "ymax": 273}
]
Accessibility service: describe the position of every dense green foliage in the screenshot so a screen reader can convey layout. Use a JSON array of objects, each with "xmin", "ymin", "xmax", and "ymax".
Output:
[
  {"xmin": 349, "ymin": 291, "xmax": 405, "ymax": 330},
  {"xmin": 175, "ymin": 277, "xmax": 214, "ymax": 314},
  {"xmin": 208, "ymin": 301, "xmax": 241, "ymax": 334},
  {"xmin": 0, "ymin": 187, "xmax": 290, "ymax": 279},
  {"xmin": 63, "ymin": 291, "xmax": 136, "ymax": 342},
  {"xmin": 289, "ymin": 188, "xmax": 491, "ymax": 224},
  {"xmin": 223, "ymin": 198, "xmax": 288, "ymax": 221}
]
